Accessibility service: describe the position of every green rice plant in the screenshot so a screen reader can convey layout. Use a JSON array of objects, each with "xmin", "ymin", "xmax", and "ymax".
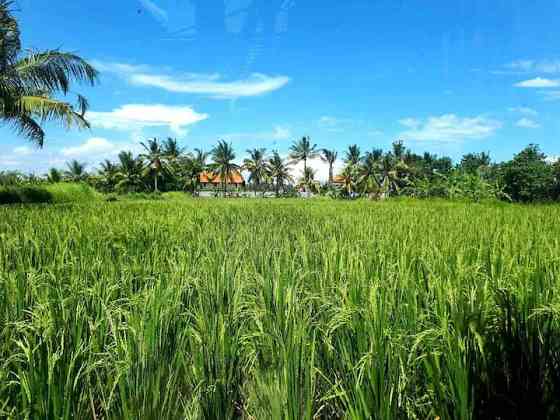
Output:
[{"xmin": 0, "ymin": 198, "xmax": 559, "ymax": 418}]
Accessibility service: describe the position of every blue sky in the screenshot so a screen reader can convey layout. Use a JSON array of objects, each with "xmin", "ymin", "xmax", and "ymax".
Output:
[{"xmin": 3, "ymin": 0, "xmax": 560, "ymax": 178}]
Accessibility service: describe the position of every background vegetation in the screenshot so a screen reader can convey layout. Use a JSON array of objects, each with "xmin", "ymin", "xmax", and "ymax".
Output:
[{"xmin": 3, "ymin": 138, "xmax": 560, "ymax": 205}]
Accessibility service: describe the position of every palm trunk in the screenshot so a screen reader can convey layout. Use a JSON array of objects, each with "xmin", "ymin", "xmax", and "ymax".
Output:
[
  {"xmin": 154, "ymin": 174, "xmax": 158, "ymax": 192},
  {"xmin": 275, "ymin": 179, "xmax": 280, "ymax": 197},
  {"xmin": 329, "ymin": 164, "xmax": 333, "ymax": 184}
]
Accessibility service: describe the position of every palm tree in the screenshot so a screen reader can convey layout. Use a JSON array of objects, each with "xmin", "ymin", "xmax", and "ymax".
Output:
[
  {"xmin": 344, "ymin": 144, "xmax": 362, "ymax": 166},
  {"xmin": 163, "ymin": 137, "xmax": 183, "ymax": 161},
  {"xmin": 64, "ymin": 160, "xmax": 87, "ymax": 182},
  {"xmin": 210, "ymin": 140, "xmax": 240, "ymax": 196},
  {"xmin": 0, "ymin": 1, "xmax": 98, "ymax": 146},
  {"xmin": 392, "ymin": 140, "xmax": 406, "ymax": 162},
  {"xmin": 268, "ymin": 151, "xmax": 293, "ymax": 197},
  {"xmin": 46, "ymin": 167, "xmax": 62, "ymax": 183},
  {"xmin": 359, "ymin": 150, "xmax": 382, "ymax": 199},
  {"xmin": 98, "ymin": 159, "xmax": 119, "ymax": 192},
  {"xmin": 243, "ymin": 148, "xmax": 268, "ymax": 196},
  {"xmin": 115, "ymin": 151, "xmax": 144, "ymax": 193},
  {"xmin": 193, "ymin": 148, "xmax": 209, "ymax": 166},
  {"xmin": 299, "ymin": 166, "xmax": 320, "ymax": 193},
  {"xmin": 289, "ymin": 136, "xmax": 318, "ymax": 173},
  {"xmin": 339, "ymin": 164, "xmax": 358, "ymax": 197},
  {"xmin": 140, "ymin": 138, "xmax": 168, "ymax": 192},
  {"xmin": 179, "ymin": 155, "xmax": 205, "ymax": 195},
  {"xmin": 321, "ymin": 149, "xmax": 338, "ymax": 184}
]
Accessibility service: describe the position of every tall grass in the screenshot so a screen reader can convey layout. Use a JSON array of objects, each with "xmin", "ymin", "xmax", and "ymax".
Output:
[{"xmin": 0, "ymin": 199, "xmax": 559, "ymax": 418}]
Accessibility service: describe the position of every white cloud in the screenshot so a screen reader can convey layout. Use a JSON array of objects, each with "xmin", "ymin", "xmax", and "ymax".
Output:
[
  {"xmin": 515, "ymin": 118, "xmax": 540, "ymax": 129},
  {"xmin": 61, "ymin": 137, "xmax": 119, "ymax": 157},
  {"xmin": 399, "ymin": 114, "xmax": 502, "ymax": 142},
  {"xmin": 220, "ymin": 125, "xmax": 292, "ymax": 144},
  {"xmin": 130, "ymin": 73, "xmax": 290, "ymax": 98},
  {"xmin": 508, "ymin": 106, "xmax": 538, "ymax": 116},
  {"xmin": 94, "ymin": 60, "xmax": 290, "ymax": 99},
  {"xmin": 272, "ymin": 126, "xmax": 291, "ymax": 140},
  {"xmin": 13, "ymin": 146, "xmax": 34, "ymax": 155},
  {"xmin": 507, "ymin": 60, "xmax": 536, "ymax": 72},
  {"xmin": 514, "ymin": 77, "xmax": 560, "ymax": 88},
  {"xmin": 290, "ymin": 157, "xmax": 345, "ymax": 183},
  {"xmin": 507, "ymin": 59, "xmax": 560, "ymax": 74},
  {"xmin": 88, "ymin": 104, "xmax": 208, "ymax": 135},
  {"xmin": 398, "ymin": 118, "xmax": 421, "ymax": 129}
]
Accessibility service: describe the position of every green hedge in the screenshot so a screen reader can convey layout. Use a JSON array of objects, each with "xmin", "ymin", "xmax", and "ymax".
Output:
[{"xmin": 0, "ymin": 186, "xmax": 53, "ymax": 204}]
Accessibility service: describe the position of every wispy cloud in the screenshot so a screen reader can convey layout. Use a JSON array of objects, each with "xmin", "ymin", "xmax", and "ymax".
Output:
[
  {"xmin": 399, "ymin": 114, "xmax": 501, "ymax": 142},
  {"xmin": 507, "ymin": 59, "xmax": 560, "ymax": 74},
  {"xmin": 88, "ymin": 104, "xmax": 208, "ymax": 135},
  {"xmin": 131, "ymin": 73, "xmax": 290, "ymax": 98},
  {"xmin": 514, "ymin": 77, "xmax": 560, "ymax": 88},
  {"xmin": 94, "ymin": 60, "xmax": 290, "ymax": 99},
  {"xmin": 542, "ymin": 91, "xmax": 560, "ymax": 101},
  {"xmin": 316, "ymin": 116, "xmax": 357, "ymax": 133},
  {"xmin": 139, "ymin": 0, "xmax": 168, "ymax": 23},
  {"xmin": 515, "ymin": 118, "xmax": 540, "ymax": 129},
  {"xmin": 508, "ymin": 106, "xmax": 538, "ymax": 116}
]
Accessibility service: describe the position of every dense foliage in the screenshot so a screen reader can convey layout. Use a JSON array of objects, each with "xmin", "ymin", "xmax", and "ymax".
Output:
[
  {"xmin": 1, "ymin": 199, "xmax": 559, "ymax": 418},
  {"xmin": 3, "ymin": 138, "xmax": 560, "ymax": 203}
]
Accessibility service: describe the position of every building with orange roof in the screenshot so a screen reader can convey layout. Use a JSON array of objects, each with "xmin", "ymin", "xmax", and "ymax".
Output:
[
  {"xmin": 332, "ymin": 175, "xmax": 345, "ymax": 185},
  {"xmin": 199, "ymin": 171, "xmax": 245, "ymax": 188}
]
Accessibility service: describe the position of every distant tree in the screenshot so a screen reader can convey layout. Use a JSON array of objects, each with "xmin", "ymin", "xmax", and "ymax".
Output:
[
  {"xmin": 0, "ymin": 1, "xmax": 98, "ymax": 146},
  {"xmin": 140, "ymin": 138, "xmax": 168, "ymax": 192},
  {"xmin": 500, "ymin": 144, "xmax": 553, "ymax": 202},
  {"xmin": 47, "ymin": 167, "xmax": 62, "ymax": 183},
  {"xmin": 210, "ymin": 140, "xmax": 240, "ymax": 195},
  {"xmin": 344, "ymin": 144, "xmax": 362, "ymax": 166},
  {"xmin": 321, "ymin": 149, "xmax": 338, "ymax": 184},
  {"xmin": 358, "ymin": 150, "xmax": 382, "ymax": 198},
  {"xmin": 392, "ymin": 140, "xmax": 406, "ymax": 161},
  {"xmin": 98, "ymin": 159, "xmax": 119, "ymax": 192},
  {"xmin": 115, "ymin": 151, "xmax": 145, "ymax": 192},
  {"xmin": 64, "ymin": 160, "xmax": 87, "ymax": 182},
  {"xmin": 338, "ymin": 164, "xmax": 358, "ymax": 197},
  {"xmin": 299, "ymin": 166, "xmax": 319, "ymax": 193},
  {"xmin": 268, "ymin": 151, "xmax": 293, "ymax": 197},
  {"xmin": 163, "ymin": 137, "xmax": 183, "ymax": 161},
  {"xmin": 243, "ymin": 148, "xmax": 268, "ymax": 196},
  {"xmin": 460, "ymin": 152, "xmax": 491, "ymax": 174},
  {"xmin": 0, "ymin": 170, "xmax": 23, "ymax": 186},
  {"xmin": 289, "ymin": 136, "xmax": 319, "ymax": 173}
]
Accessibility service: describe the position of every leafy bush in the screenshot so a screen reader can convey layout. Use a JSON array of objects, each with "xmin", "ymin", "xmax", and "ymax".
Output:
[
  {"xmin": 0, "ymin": 186, "xmax": 53, "ymax": 204},
  {"xmin": 44, "ymin": 182, "xmax": 100, "ymax": 203}
]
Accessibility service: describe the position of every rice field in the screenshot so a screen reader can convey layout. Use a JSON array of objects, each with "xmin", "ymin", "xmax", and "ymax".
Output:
[{"xmin": 1, "ymin": 198, "xmax": 559, "ymax": 419}]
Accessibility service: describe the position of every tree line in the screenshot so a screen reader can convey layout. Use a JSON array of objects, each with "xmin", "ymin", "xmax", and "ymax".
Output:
[{"xmin": 2, "ymin": 137, "xmax": 560, "ymax": 203}]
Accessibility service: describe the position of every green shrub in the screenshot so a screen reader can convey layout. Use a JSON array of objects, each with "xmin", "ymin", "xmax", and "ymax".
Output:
[
  {"xmin": 44, "ymin": 182, "xmax": 100, "ymax": 203},
  {"xmin": 0, "ymin": 186, "xmax": 53, "ymax": 204}
]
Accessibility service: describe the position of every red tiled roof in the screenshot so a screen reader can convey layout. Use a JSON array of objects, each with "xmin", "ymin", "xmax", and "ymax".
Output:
[{"xmin": 199, "ymin": 171, "xmax": 245, "ymax": 184}]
